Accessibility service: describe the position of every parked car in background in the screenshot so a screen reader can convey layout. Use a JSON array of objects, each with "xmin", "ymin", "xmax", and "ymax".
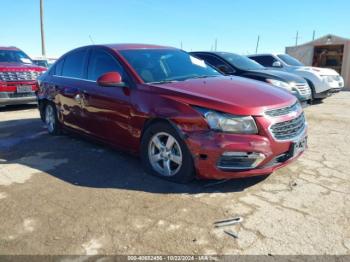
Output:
[
  {"xmin": 32, "ymin": 58, "xmax": 49, "ymax": 68},
  {"xmin": 32, "ymin": 58, "xmax": 57, "ymax": 68},
  {"xmin": 0, "ymin": 46, "xmax": 46, "ymax": 107},
  {"xmin": 190, "ymin": 51, "xmax": 311, "ymax": 103},
  {"xmin": 37, "ymin": 44, "xmax": 307, "ymax": 183},
  {"xmin": 248, "ymin": 53, "xmax": 344, "ymax": 100}
]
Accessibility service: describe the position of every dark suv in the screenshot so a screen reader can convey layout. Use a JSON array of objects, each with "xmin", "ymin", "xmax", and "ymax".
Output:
[{"xmin": 190, "ymin": 51, "xmax": 311, "ymax": 102}]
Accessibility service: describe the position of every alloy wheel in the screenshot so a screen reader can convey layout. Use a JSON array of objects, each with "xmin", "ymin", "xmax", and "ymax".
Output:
[
  {"xmin": 148, "ymin": 132, "xmax": 183, "ymax": 176},
  {"xmin": 45, "ymin": 105, "xmax": 55, "ymax": 133}
]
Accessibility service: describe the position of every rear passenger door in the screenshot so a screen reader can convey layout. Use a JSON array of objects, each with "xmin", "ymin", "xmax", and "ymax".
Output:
[{"xmin": 54, "ymin": 49, "xmax": 89, "ymax": 131}]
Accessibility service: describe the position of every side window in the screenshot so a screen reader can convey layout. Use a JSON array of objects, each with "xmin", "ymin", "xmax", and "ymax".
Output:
[
  {"xmin": 197, "ymin": 54, "xmax": 234, "ymax": 74},
  {"xmin": 62, "ymin": 49, "xmax": 88, "ymax": 78},
  {"xmin": 54, "ymin": 58, "xmax": 64, "ymax": 76},
  {"xmin": 251, "ymin": 56, "xmax": 276, "ymax": 67},
  {"xmin": 87, "ymin": 49, "xmax": 125, "ymax": 81},
  {"xmin": 195, "ymin": 54, "xmax": 222, "ymax": 68}
]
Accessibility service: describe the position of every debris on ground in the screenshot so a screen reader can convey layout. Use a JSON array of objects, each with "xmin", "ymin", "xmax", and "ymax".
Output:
[
  {"xmin": 214, "ymin": 217, "xmax": 243, "ymax": 228},
  {"xmin": 224, "ymin": 230, "xmax": 238, "ymax": 239}
]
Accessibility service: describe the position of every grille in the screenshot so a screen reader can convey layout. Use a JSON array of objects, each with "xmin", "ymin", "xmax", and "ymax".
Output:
[
  {"xmin": 270, "ymin": 113, "xmax": 306, "ymax": 140},
  {"xmin": 0, "ymin": 71, "xmax": 41, "ymax": 81},
  {"xmin": 295, "ymin": 83, "xmax": 311, "ymax": 96},
  {"xmin": 265, "ymin": 102, "xmax": 301, "ymax": 117}
]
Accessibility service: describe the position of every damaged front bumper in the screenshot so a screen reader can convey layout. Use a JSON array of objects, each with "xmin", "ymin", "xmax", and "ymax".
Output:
[{"xmin": 184, "ymin": 130, "xmax": 305, "ymax": 180}]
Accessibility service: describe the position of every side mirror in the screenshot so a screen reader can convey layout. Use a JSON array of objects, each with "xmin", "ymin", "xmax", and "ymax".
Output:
[
  {"xmin": 217, "ymin": 65, "xmax": 235, "ymax": 75},
  {"xmin": 272, "ymin": 61, "xmax": 282, "ymax": 68},
  {"xmin": 97, "ymin": 72, "xmax": 125, "ymax": 87}
]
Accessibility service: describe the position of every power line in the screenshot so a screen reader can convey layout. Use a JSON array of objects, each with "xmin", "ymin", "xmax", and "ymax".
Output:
[{"xmin": 89, "ymin": 35, "xmax": 95, "ymax": 44}]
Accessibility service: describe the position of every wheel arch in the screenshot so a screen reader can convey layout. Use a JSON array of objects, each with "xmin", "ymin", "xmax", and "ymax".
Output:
[
  {"xmin": 38, "ymin": 98, "xmax": 50, "ymax": 121},
  {"xmin": 141, "ymin": 117, "xmax": 188, "ymax": 142}
]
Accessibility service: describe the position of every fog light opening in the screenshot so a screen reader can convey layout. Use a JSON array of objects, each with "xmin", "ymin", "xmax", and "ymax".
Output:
[
  {"xmin": 218, "ymin": 151, "xmax": 265, "ymax": 170},
  {"xmin": 199, "ymin": 154, "xmax": 208, "ymax": 160}
]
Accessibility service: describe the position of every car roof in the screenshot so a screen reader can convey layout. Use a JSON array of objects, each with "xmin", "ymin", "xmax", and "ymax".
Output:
[
  {"xmin": 248, "ymin": 53, "xmax": 284, "ymax": 57},
  {"xmin": 191, "ymin": 51, "xmax": 243, "ymax": 57},
  {"xmin": 0, "ymin": 46, "xmax": 20, "ymax": 51},
  {"xmin": 103, "ymin": 43, "xmax": 177, "ymax": 51}
]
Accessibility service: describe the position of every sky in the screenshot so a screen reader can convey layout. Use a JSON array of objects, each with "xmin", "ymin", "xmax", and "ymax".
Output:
[{"xmin": 2, "ymin": 0, "xmax": 350, "ymax": 58}]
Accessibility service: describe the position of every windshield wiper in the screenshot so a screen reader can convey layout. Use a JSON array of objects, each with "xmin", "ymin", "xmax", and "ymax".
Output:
[
  {"xmin": 186, "ymin": 75, "xmax": 219, "ymax": 80},
  {"xmin": 148, "ymin": 80, "xmax": 179, "ymax": 84}
]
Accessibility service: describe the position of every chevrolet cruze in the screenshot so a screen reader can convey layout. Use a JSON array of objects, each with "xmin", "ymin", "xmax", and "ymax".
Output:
[{"xmin": 37, "ymin": 44, "xmax": 307, "ymax": 183}]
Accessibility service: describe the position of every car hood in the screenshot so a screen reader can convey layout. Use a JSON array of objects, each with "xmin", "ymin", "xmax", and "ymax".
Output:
[
  {"xmin": 0, "ymin": 62, "xmax": 46, "ymax": 72},
  {"xmin": 147, "ymin": 76, "xmax": 296, "ymax": 116},
  {"xmin": 246, "ymin": 69, "xmax": 306, "ymax": 83},
  {"xmin": 293, "ymin": 66, "xmax": 339, "ymax": 76}
]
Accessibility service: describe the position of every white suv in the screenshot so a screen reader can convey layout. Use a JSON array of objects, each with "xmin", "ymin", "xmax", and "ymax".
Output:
[{"xmin": 248, "ymin": 53, "xmax": 344, "ymax": 100}]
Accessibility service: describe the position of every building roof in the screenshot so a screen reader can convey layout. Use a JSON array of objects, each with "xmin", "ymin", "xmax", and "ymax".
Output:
[{"xmin": 287, "ymin": 34, "xmax": 350, "ymax": 48}]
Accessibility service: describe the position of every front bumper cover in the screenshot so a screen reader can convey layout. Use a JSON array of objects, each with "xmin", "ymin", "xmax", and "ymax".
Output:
[{"xmin": 184, "ymin": 130, "xmax": 306, "ymax": 180}]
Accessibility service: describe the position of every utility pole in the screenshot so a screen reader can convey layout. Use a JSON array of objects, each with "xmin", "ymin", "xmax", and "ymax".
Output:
[
  {"xmin": 214, "ymin": 38, "xmax": 217, "ymax": 51},
  {"xmin": 255, "ymin": 35, "xmax": 260, "ymax": 54},
  {"xmin": 40, "ymin": 0, "xmax": 46, "ymax": 57},
  {"xmin": 295, "ymin": 31, "xmax": 300, "ymax": 46},
  {"xmin": 312, "ymin": 30, "xmax": 316, "ymax": 41},
  {"xmin": 89, "ymin": 35, "xmax": 95, "ymax": 44},
  {"xmin": 180, "ymin": 41, "xmax": 183, "ymax": 49}
]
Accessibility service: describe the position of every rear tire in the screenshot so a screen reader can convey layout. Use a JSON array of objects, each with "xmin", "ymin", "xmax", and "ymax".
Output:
[
  {"xmin": 44, "ymin": 103, "xmax": 61, "ymax": 135},
  {"xmin": 141, "ymin": 122, "xmax": 195, "ymax": 183}
]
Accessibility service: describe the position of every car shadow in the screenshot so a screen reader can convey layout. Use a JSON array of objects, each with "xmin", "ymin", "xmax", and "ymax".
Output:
[
  {"xmin": 0, "ymin": 118, "xmax": 268, "ymax": 195},
  {"xmin": 0, "ymin": 104, "xmax": 37, "ymax": 112}
]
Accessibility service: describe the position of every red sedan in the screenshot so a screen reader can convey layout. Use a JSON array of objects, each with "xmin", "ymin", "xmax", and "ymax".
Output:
[{"xmin": 37, "ymin": 44, "xmax": 307, "ymax": 183}]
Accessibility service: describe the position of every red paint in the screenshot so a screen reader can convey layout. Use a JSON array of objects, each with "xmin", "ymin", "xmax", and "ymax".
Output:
[
  {"xmin": 97, "ymin": 72, "xmax": 123, "ymax": 87},
  {"xmin": 0, "ymin": 46, "xmax": 46, "ymax": 105},
  {"xmin": 37, "ymin": 44, "xmax": 306, "ymax": 180}
]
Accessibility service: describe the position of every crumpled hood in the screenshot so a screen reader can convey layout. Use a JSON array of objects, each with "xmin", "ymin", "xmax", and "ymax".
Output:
[
  {"xmin": 295, "ymin": 66, "xmax": 339, "ymax": 76},
  {"xmin": 147, "ymin": 76, "xmax": 296, "ymax": 116},
  {"xmin": 0, "ymin": 62, "xmax": 46, "ymax": 72}
]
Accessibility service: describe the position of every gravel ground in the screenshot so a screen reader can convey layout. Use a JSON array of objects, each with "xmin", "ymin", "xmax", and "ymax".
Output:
[{"xmin": 0, "ymin": 93, "xmax": 349, "ymax": 255}]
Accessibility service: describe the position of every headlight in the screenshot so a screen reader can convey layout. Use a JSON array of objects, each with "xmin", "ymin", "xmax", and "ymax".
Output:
[
  {"xmin": 266, "ymin": 79, "xmax": 294, "ymax": 92},
  {"xmin": 194, "ymin": 107, "xmax": 258, "ymax": 134},
  {"xmin": 321, "ymin": 75, "xmax": 335, "ymax": 83}
]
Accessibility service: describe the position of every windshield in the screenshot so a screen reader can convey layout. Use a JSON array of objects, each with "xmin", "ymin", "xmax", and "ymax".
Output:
[
  {"xmin": 0, "ymin": 50, "xmax": 33, "ymax": 64},
  {"xmin": 33, "ymin": 60, "xmax": 49, "ymax": 68},
  {"xmin": 277, "ymin": 54, "xmax": 304, "ymax": 66},
  {"xmin": 220, "ymin": 52, "xmax": 265, "ymax": 71},
  {"xmin": 119, "ymin": 49, "xmax": 221, "ymax": 83}
]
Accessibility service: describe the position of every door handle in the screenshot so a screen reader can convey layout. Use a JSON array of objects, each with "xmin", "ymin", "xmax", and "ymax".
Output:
[{"xmin": 74, "ymin": 93, "xmax": 82, "ymax": 103}]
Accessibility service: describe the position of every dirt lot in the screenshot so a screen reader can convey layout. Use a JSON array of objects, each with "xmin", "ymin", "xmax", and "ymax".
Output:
[{"xmin": 0, "ymin": 93, "xmax": 350, "ymax": 255}]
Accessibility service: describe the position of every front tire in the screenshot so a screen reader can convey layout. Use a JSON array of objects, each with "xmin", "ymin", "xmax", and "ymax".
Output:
[
  {"xmin": 44, "ymin": 103, "xmax": 61, "ymax": 135},
  {"xmin": 141, "ymin": 122, "xmax": 195, "ymax": 183}
]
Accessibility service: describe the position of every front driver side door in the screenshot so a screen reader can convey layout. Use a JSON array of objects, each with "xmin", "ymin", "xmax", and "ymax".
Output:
[{"xmin": 81, "ymin": 48, "xmax": 133, "ymax": 148}]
